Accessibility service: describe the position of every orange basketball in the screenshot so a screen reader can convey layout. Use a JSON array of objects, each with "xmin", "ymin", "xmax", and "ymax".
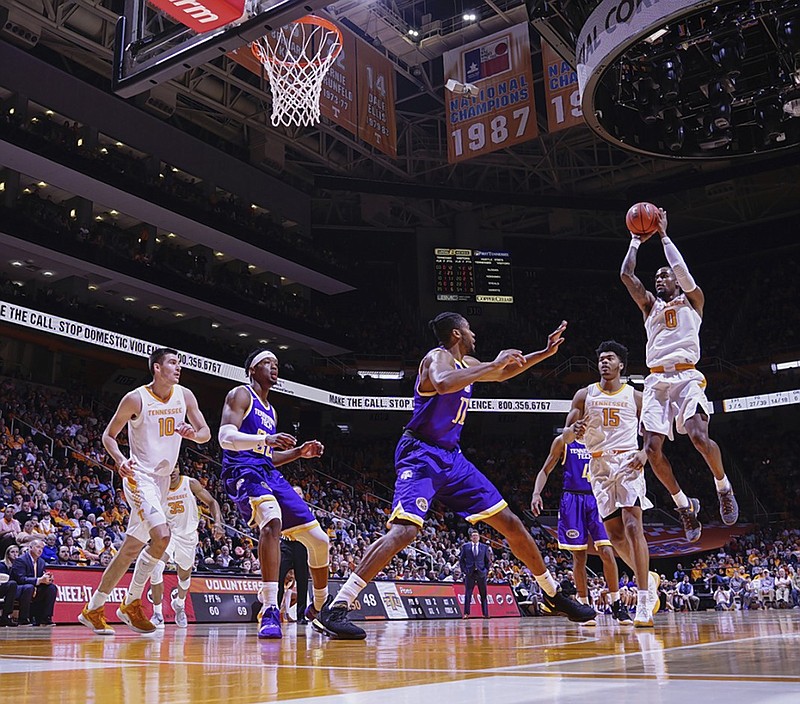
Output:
[{"xmin": 626, "ymin": 202, "xmax": 660, "ymax": 235}]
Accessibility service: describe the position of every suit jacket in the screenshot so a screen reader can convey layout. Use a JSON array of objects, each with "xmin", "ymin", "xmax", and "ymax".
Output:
[
  {"xmin": 460, "ymin": 542, "xmax": 491, "ymax": 575},
  {"xmin": 10, "ymin": 552, "xmax": 46, "ymax": 587}
]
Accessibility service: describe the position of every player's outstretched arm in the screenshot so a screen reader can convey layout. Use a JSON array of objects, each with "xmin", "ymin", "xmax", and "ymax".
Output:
[
  {"xmin": 620, "ymin": 234, "xmax": 656, "ymax": 317},
  {"xmin": 177, "ymin": 388, "xmax": 212, "ymax": 444},
  {"xmin": 425, "ymin": 347, "xmax": 525, "ymax": 394},
  {"xmin": 102, "ymin": 391, "xmax": 141, "ymax": 478},
  {"xmin": 656, "ymin": 209, "xmax": 705, "ymax": 315},
  {"xmin": 482, "ymin": 321, "xmax": 567, "ymax": 382},
  {"xmin": 218, "ymin": 387, "xmax": 296, "ymax": 451},
  {"xmin": 273, "ymin": 439, "xmax": 324, "ymax": 467}
]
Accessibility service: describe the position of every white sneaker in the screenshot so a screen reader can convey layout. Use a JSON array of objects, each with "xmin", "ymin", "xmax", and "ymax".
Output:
[
  {"xmin": 634, "ymin": 599, "xmax": 654, "ymax": 628},
  {"xmin": 171, "ymin": 598, "xmax": 188, "ymax": 628},
  {"xmin": 151, "ymin": 612, "xmax": 165, "ymax": 629},
  {"xmin": 648, "ymin": 572, "xmax": 661, "ymax": 619}
]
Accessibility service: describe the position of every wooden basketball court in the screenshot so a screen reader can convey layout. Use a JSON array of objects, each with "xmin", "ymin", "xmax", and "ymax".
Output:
[{"xmin": 2, "ymin": 611, "xmax": 798, "ymax": 703}]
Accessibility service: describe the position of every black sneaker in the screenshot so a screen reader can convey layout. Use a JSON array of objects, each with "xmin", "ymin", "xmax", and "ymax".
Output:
[
  {"xmin": 541, "ymin": 589, "xmax": 597, "ymax": 623},
  {"xmin": 611, "ymin": 599, "xmax": 633, "ymax": 624},
  {"xmin": 312, "ymin": 595, "xmax": 366, "ymax": 640},
  {"xmin": 676, "ymin": 498, "xmax": 702, "ymax": 543}
]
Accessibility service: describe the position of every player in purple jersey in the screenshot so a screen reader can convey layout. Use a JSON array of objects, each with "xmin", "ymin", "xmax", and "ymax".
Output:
[
  {"xmin": 218, "ymin": 349, "xmax": 330, "ymax": 639},
  {"xmin": 531, "ymin": 435, "xmax": 631, "ymax": 624},
  {"xmin": 314, "ymin": 312, "xmax": 596, "ymax": 640}
]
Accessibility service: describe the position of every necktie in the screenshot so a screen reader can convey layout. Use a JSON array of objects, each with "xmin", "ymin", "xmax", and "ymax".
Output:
[
  {"xmin": 32, "ymin": 556, "xmax": 38, "ymax": 597},
  {"xmin": 473, "ymin": 543, "xmax": 478, "ymax": 556}
]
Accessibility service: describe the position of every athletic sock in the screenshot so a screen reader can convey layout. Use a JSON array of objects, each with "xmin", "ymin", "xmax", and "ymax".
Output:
[
  {"xmin": 672, "ymin": 491, "xmax": 690, "ymax": 509},
  {"xmin": 126, "ymin": 549, "xmax": 160, "ymax": 604},
  {"xmin": 87, "ymin": 590, "xmax": 109, "ymax": 611},
  {"xmin": 173, "ymin": 596, "xmax": 185, "ymax": 608},
  {"xmin": 332, "ymin": 573, "xmax": 367, "ymax": 608},
  {"xmin": 637, "ymin": 589, "xmax": 649, "ymax": 610},
  {"xmin": 577, "ymin": 596, "xmax": 589, "ymax": 605},
  {"xmin": 609, "ymin": 591, "xmax": 620, "ymax": 602},
  {"xmin": 313, "ymin": 586, "xmax": 328, "ymax": 611},
  {"xmin": 260, "ymin": 582, "xmax": 278, "ymax": 609},
  {"xmin": 152, "ymin": 603, "xmax": 163, "ymax": 617},
  {"xmin": 714, "ymin": 476, "xmax": 732, "ymax": 493},
  {"xmin": 534, "ymin": 571, "xmax": 558, "ymax": 597}
]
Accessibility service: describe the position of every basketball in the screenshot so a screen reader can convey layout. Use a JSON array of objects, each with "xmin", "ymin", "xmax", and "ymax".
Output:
[{"xmin": 626, "ymin": 202, "xmax": 660, "ymax": 235}]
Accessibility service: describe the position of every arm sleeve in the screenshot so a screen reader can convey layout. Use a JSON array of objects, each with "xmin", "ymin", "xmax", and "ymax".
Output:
[{"xmin": 661, "ymin": 237, "xmax": 697, "ymax": 292}]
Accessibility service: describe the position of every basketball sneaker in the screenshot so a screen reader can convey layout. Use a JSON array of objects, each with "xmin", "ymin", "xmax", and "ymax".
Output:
[
  {"xmin": 117, "ymin": 599, "xmax": 156, "ymax": 634},
  {"xmin": 313, "ymin": 596, "xmax": 367, "ymax": 640},
  {"xmin": 675, "ymin": 497, "xmax": 702, "ymax": 543},
  {"xmin": 257, "ymin": 606, "xmax": 282, "ymax": 639},
  {"xmin": 648, "ymin": 572, "xmax": 661, "ymax": 618},
  {"xmin": 611, "ymin": 599, "xmax": 633, "ymax": 624},
  {"xmin": 78, "ymin": 605, "xmax": 115, "ymax": 635},
  {"xmin": 304, "ymin": 603, "xmax": 319, "ymax": 622},
  {"xmin": 171, "ymin": 598, "xmax": 188, "ymax": 629},
  {"xmin": 151, "ymin": 612, "xmax": 165, "ymax": 629},
  {"xmin": 717, "ymin": 488, "xmax": 739, "ymax": 525},
  {"xmin": 633, "ymin": 598, "xmax": 654, "ymax": 628},
  {"xmin": 541, "ymin": 589, "xmax": 598, "ymax": 623}
]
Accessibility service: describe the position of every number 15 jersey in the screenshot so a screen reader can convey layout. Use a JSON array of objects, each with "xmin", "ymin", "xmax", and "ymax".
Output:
[{"xmin": 583, "ymin": 383, "xmax": 638, "ymax": 453}]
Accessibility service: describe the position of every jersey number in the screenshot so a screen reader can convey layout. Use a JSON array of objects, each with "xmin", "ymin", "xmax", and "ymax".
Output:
[
  {"xmin": 254, "ymin": 429, "xmax": 274, "ymax": 458},
  {"xmin": 158, "ymin": 417, "xmax": 175, "ymax": 437},
  {"xmin": 602, "ymin": 408, "xmax": 620, "ymax": 427},
  {"xmin": 452, "ymin": 397, "xmax": 469, "ymax": 426},
  {"xmin": 664, "ymin": 309, "xmax": 678, "ymax": 329},
  {"xmin": 581, "ymin": 463, "xmax": 591, "ymax": 482},
  {"xmin": 168, "ymin": 501, "xmax": 185, "ymax": 515}
]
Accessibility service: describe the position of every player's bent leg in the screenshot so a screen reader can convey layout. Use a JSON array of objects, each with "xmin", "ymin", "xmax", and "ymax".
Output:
[
  {"xmin": 119, "ymin": 523, "xmax": 171, "ymax": 634},
  {"xmin": 571, "ymin": 550, "xmax": 596, "ymax": 626},
  {"xmin": 172, "ymin": 567, "xmax": 192, "ymax": 628},
  {"xmin": 150, "ymin": 560, "xmax": 167, "ymax": 628},
  {"xmin": 482, "ymin": 508, "xmax": 595, "ymax": 623},
  {"xmin": 294, "ymin": 525, "xmax": 331, "ymax": 619},
  {"xmin": 602, "ymin": 517, "xmax": 634, "ymax": 624},
  {"xmin": 620, "ymin": 508, "xmax": 653, "ymax": 628},
  {"xmin": 257, "ymin": 517, "xmax": 283, "ymax": 640}
]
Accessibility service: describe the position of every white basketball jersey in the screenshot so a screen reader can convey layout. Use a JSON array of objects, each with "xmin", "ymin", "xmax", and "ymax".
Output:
[
  {"xmin": 127, "ymin": 385, "xmax": 187, "ymax": 476},
  {"xmin": 583, "ymin": 383, "xmax": 638, "ymax": 453},
  {"xmin": 645, "ymin": 294, "xmax": 702, "ymax": 369},
  {"xmin": 165, "ymin": 475, "xmax": 199, "ymax": 536}
]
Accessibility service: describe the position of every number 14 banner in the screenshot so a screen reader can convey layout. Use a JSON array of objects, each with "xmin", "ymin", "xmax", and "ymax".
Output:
[{"xmin": 443, "ymin": 23, "xmax": 538, "ymax": 164}]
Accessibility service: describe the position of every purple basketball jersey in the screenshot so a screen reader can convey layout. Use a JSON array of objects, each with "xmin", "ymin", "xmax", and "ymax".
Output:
[
  {"xmin": 221, "ymin": 386, "xmax": 276, "ymax": 471},
  {"xmin": 562, "ymin": 441, "xmax": 592, "ymax": 493},
  {"xmin": 404, "ymin": 352, "xmax": 473, "ymax": 450}
]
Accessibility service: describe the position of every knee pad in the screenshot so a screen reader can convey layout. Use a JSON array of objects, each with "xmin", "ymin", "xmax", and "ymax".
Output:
[
  {"xmin": 294, "ymin": 525, "xmax": 330, "ymax": 569},
  {"xmin": 178, "ymin": 576, "xmax": 191, "ymax": 592},
  {"xmin": 254, "ymin": 496, "xmax": 282, "ymax": 529},
  {"xmin": 150, "ymin": 560, "xmax": 166, "ymax": 585}
]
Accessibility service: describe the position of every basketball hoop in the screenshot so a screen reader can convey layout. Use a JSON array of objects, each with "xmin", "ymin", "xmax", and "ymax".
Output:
[{"xmin": 250, "ymin": 15, "xmax": 343, "ymax": 128}]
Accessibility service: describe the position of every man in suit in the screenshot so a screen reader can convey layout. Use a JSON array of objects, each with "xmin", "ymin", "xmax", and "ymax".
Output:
[
  {"xmin": 10, "ymin": 539, "xmax": 57, "ymax": 626},
  {"xmin": 459, "ymin": 530, "xmax": 493, "ymax": 618}
]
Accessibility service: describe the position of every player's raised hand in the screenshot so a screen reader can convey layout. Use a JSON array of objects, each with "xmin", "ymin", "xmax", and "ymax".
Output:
[
  {"xmin": 493, "ymin": 349, "xmax": 526, "ymax": 368},
  {"xmin": 117, "ymin": 456, "xmax": 138, "ymax": 478},
  {"xmin": 656, "ymin": 208, "xmax": 668, "ymax": 238},
  {"xmin": 297, "ymin": 440, "xmax": 324, "ymax": 458},
  {"xmin": 266, "ymin": 432, "xmax": 297, "ymax": 450},
  {"xmin": 530, "ymin": 493, "xmax": 544, "ymax": 516},
  {"xmin": 543, "ymin": 320, "xmax": 568, "ymax": 356}
]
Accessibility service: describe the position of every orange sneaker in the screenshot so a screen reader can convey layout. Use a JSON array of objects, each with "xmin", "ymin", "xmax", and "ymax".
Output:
[
  {"xmin": 117, "ymin": 599, "xmax": 156, "ymax": 634},
  {"xmin": 78, "ymin": 605, "xmax": 115, "ymax": 635}
]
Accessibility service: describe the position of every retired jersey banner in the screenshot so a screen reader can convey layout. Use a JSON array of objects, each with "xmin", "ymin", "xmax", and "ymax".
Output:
[
  {"xmin": 444, "ymin": 23, "xmax": 538, "ymax": 163},
  {"xmin": 542, "ymin": 41, "xmax": 584, "ymax": 133},
  {"xmin": 357, "ymin": 43, "xmax": 397, "ymax": 157},
  {"xmin": 319, "ymin": 27, "xmax": 358, "ymax": 137}
]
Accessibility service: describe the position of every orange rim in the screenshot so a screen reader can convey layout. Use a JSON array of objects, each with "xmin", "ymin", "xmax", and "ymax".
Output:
[{"xmin": 250, "ymin": 15, "xmax": 343, "ymax": 69}]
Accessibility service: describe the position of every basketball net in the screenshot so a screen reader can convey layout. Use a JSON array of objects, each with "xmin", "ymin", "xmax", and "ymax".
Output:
[{"xmin": 250, "ymin": 15, "xmax": 342, "ymax": 128}]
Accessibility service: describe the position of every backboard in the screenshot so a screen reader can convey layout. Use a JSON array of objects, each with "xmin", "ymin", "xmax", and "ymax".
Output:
[{"xmin": 112, "ymin": 0, "xmax": 332, "ymax": 98}]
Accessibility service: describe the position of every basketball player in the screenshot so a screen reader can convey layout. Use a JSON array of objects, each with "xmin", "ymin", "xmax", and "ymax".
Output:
[
  {"xmin": 314, "ymin": 313, "xmax": 596, "ymax": 640},
  {"xmin": 531, "ymin": 433, "xmax": 631, "ymax": 624},
  {"xmin": 566, "ymin": 340, "xmax": 659, "ymax": 627},
  {"xmin": 218, "ymin": 349, "xmax": 331, "ymax": 639},
  {"xmin": 150, "ymin": 466, "xmax": 224, "ymax": 628},
  {"xmin": 620, "ymin": 208, "xmax": 738, "ymax": 542},
  {"xmin": 79, "ymin": 348, "xmax": 211, "ymax": 635}
]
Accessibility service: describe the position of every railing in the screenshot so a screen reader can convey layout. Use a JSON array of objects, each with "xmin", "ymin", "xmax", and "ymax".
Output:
[{"xmin": 10, "ymin": 416, "xmax": 55, "ymax": 456}]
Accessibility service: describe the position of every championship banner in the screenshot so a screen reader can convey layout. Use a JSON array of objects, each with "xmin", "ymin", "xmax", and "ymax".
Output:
[
  {"xmin": 443, "ymin": 23, "xmax": 538, "ymax": 163},
  {"xmin": 541, "ymin": 41, "xmax": 583, "ymax": 133},
  {"xmin": 49, "ymin": 567, "xmax": 180, "ymax": 624},
  {"xmin": 357, "ymin": 43, "xmax": 397, "ymax": 157},
  {"xmin": 544, "ymin": 523, "xmax": 754, "ymax": 558},
  {"xmin": 319, "ymin": 27, "xmax": 358, "ymax": 136}
]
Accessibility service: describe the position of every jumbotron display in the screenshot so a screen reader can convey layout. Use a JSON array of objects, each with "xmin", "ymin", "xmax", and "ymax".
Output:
[{"xmin": 434, "ymin": 248, "xmax": 514, "ymax": 304}]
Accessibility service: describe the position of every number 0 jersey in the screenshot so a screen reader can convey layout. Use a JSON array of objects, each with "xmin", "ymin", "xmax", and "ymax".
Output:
[
  {"xmin": 561, "ymin": 441, "xmax": 592, "ymax": 493},
  {"xmin": 404, "ymin": 350, "xmax": 473, "ymax": 451},
  {"xmin": 221, "ymin": 385, "xmax": 277, "ymax": 469},
  {"xmin": 128, "ymin": 385, "xmax": 187, "ymax": 476},
  {"xmin": 165, "ymin": 475, "xmax": 199, "ymax": 536},
  {"xmin": 583, "ymin": 383, "xmax": 638, "ymax": 453},
  {"xmin": 645, "ymin": 294, "xmax": 702, "ymax": 369}
]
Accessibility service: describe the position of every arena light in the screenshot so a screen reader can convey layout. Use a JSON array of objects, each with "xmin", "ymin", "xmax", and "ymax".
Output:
[
  {"xmin": 123, "ymin": 296, "xmax": 136, "ymax": 302},
  {"xmin": 10, "ymin": 260, "xmax": 22, "ymax": 267},
  {"xmin": 357, "ymin": 370, "xmax": 404, "ymax": 380},
  {"xmin": 771, "ymin": 359, "xmax": 800, "ymax": 373},
  {"xmin": 463, "ymin": 13, "xmax": 477, "ymax": 22}
]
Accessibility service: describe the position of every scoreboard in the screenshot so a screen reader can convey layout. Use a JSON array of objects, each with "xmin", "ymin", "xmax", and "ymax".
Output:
[{"xmin": 434, "ymin": 248, "xmax": 513, "ymax": 303}]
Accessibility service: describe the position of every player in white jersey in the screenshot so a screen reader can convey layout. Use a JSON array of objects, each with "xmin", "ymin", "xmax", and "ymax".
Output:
[
  {"xmin": 79, "ymin": 348, "xmax": 211, "ymax": 635},
  {"xmin": 620, "ymin": 208, "xmax": 738, "ymax": 543},
  {"xmin": 150, "ymin": 466, "xmax": 224, "ymax": 628},
  {"xmin": 566, "ymin": 341, "xmax": 659, "ymax": 627}
]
